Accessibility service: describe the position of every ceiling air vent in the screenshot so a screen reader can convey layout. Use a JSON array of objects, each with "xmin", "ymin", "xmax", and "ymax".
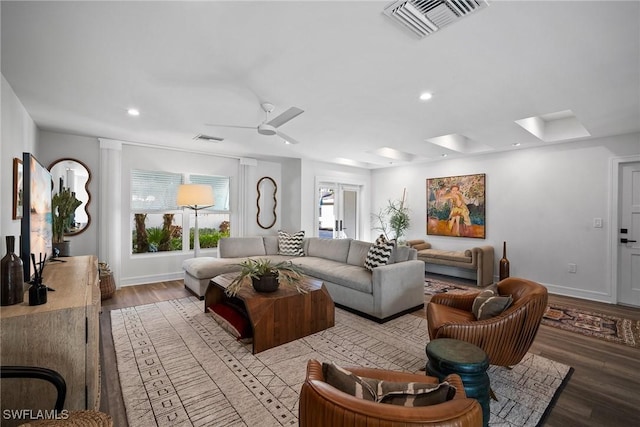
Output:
[
  {"xmin": 193, "ymin": 134, "xmax": 224, "ymax": 142},
  {"xmin": 383, "ymin": 0, "xmax": 489, "ymax": 39}
]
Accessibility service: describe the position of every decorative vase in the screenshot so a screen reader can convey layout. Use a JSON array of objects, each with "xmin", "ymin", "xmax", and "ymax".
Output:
[
  {"xmin": 251, "ymin": 273, "xmax": 280, "ymax": 293},
  {"xmin": 1, "ymin": 236, "xmax": 25, "ymax": 306},
  {"xmin": 499, "ymin": 241, "xmax": 510, "ymax": 281},
  {"xmin": 28, "ymin": 282, "xmax": 47, "ymax": 306}
]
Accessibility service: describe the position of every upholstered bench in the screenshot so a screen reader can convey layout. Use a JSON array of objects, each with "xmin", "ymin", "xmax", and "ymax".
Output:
[{"xmin": 407, "ymin": 240, "xmax": 494, "ymax": 286}]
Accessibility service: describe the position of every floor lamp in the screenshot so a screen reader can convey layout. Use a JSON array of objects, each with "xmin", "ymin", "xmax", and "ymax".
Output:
[{"xmin": 177, "ymin": 184, "xmax": 214, "ymax": 257}]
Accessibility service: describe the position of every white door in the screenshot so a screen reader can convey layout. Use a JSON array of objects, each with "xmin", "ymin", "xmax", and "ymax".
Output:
[
  {"xmin": 618, "ymin": 162, "xmax": 640, "ymax": 306},
  {"xmin": 317, "ymin": 183, "xmax": 360, "ymax": 239}
]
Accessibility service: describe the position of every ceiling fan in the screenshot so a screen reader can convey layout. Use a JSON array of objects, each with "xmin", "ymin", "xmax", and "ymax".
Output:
[{"xmin": 206, "ymin": 102, "xmax": 304, "ymax": 144}]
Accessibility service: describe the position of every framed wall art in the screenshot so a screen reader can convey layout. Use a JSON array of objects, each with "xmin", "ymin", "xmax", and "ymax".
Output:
[
  {"xmin": 426, "ymin": 173, "xmax": 486, "ymax": 238},
  {"xmin": 12, "ymin": 157, "xmax": 23, "ymax": 220}
]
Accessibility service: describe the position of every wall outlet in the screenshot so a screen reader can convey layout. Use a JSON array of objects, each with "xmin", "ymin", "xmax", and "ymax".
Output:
[
  {"xmin": 568, "ymin": 263, "xmax": 577, "ymax": 273},
  {"xmin": 593, "ymin": 218, "xmax": 603, "ymax": 228}
]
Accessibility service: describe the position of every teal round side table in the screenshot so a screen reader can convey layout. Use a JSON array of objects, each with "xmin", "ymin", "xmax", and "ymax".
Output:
[{"xmin": 426, "ymin": 338, "xmax": 490, "ymax": 427}]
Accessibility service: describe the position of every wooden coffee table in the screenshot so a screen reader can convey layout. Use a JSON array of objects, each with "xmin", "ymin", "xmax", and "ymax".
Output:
[{"xmin": 205, "ymin": 273, "xmax": 335, "ymax": 353}]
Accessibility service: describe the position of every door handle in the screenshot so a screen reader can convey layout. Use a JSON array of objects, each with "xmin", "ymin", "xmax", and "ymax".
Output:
[{"xmin": 621, "ymin": 238, "xmax": 637, "ymax": 243}]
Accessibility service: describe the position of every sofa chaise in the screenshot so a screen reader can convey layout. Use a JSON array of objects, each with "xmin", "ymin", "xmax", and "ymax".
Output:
[{"xmin": 183, "ymin": 236, "xmax": 425, "ymax": 322}]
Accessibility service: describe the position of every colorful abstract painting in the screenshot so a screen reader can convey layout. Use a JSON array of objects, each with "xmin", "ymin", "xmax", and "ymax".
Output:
[{"xmin": 426, "ymin": 173, "xmax": 486, "ymax": 238}]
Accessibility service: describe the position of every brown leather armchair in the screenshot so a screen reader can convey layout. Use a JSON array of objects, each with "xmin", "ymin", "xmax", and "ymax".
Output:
[
  {"xmin": 299, "ymin": 359, "xmax": 483, "ymax": 427},
  {"xmin": 427, "ymin": 277, "xmax": 548, "ymax": 367}
]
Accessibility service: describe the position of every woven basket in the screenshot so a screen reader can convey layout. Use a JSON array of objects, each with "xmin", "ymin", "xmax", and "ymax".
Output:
[{"xmin": 99, "ymin": 272, "xmax": 115, "ymax": 300}]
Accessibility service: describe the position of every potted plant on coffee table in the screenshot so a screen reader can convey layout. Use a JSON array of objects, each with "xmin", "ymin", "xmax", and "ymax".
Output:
[
  {"xmin": 225, "ymin": 258, "xmax": 306, "ymax": 296},
  {"xmin": 52, "ymin": 188, "xmax": 82, "ymax": 257}
]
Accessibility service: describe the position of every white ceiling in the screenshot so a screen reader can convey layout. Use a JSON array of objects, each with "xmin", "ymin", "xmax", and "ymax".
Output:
[{"xmin": 2, "ymin": 0, "xmax": 639, "ymax": 168}]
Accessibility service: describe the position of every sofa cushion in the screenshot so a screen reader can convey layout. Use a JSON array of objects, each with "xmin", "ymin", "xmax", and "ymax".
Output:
[
  {"xmin": 182, "ymin": 257, "xmax": 242, "ymax": 279},
  {"xmin": 346, "ymin": 240, "xmax": 372, "ymax": 266},
  {"xmin": 278, "ymin": 230, "xmax": 305, "ymax": 256},
  {"xmin": 412, "ymin": 242, "xmax": 432, "ymax": 251},
  {"xmin": 293, "ymin": 257, "xmax": 372, "ymax": 293},
  {"xmin": 419, "ymin": 249, "xmax": 471, "ymax": 263},
  {"xmin": 392, "ymin": 245, "xmax": 413, "ymax": 263},
  {"xmin": 306, "ymin": 237, "xmax": 351, "ymax": 263},
  {"xmin": 364, "ymin": 235, "xmax": 394, "ymax": 271},
  {"xmin": 472, "ymin": 290, "xmax": 513, "ymax": 320},
  {"xmin": 264, "ymin": 236, "xmax": 279, "ymax": 255},
  {"xmin": 219, "ymin": 237, "xmax": 266, "ymax": 258}
]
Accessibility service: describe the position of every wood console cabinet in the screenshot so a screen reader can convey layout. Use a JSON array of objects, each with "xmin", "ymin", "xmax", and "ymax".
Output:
[{"xmin": 0, "ymin": 255, "xmax": 101, "ymax": 412}]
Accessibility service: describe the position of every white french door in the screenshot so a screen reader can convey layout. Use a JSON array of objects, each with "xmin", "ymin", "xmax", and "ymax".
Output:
[
  {"xmin": 617, "ymin": 161, "xmax": 640, "ymax": 307},
  {"xmin": 317, "ymin": 182, "xmax": 360, "ymax": 239}
]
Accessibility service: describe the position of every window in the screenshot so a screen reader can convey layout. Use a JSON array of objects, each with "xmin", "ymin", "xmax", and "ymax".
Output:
[{"xmin": 130, "ymin": 170, "xmax": 231, "ymax": 254}]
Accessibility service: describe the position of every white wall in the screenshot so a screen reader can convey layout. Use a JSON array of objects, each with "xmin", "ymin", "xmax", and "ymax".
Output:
[
  {"xmin": 37, "ymin": 131, "xmax": 100, "ymax": 257},
  {"xmin": 0, "ymin": 75, "xmax": 37, "ymax": 248},
  {"xmin": 371, "ymin": 133, "xmax": 640, "ymax": 302}
]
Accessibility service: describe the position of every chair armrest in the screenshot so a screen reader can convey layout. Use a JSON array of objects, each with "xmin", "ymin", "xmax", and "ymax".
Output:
[{"xmin": 430, "ymin": 292, "xmax": 479, "ymax": 311}]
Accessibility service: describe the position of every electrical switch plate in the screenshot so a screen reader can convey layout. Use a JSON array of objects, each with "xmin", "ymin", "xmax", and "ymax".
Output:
[
  {"xmin": 593, "ymin": 218, "xmax": 603, "ymax": 228},
  {"xmin": 568, "ymin": 263, "xmax": 577, "ymax": 273}
]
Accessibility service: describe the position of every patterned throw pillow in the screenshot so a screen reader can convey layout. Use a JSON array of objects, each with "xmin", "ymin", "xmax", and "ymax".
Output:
[
  {"xmin": 472, "ymin": 290, "xmax": 513, "ymax": 320},
  {"xmin": 277, "ymin": 230, "xmax": 305, "ymax": 256},
  {"xmin": 322, "ymin": 363, "xmax": 456, "ymax": 407},
  {"xmin": 377, "ymin": 380, "xmax": 456, "ymax": 407},
  {"xmin": 322, "ymin": 363, "xmax": 377, "ymax": 401},
  {"xmin": 364, "ymin": 234, "xmax": 394, "ymax": 271}
]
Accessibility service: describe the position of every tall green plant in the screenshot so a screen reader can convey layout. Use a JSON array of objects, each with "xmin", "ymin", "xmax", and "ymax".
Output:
[
  {"xmin": 52, "ymin": 188, "xmax": 82, "ymax": 243},
  {"xmin": 372, "ymin": 189, "xmax": 410, "ymax": 242}
]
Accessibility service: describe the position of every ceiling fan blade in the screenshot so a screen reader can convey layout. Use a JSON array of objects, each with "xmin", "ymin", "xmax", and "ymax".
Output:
[
  {"xmin": 204, "ymin": 123, "xmax": 256, "ymax": 130},
  {"xmin": 266, "ymin": 107, "xmax": 304, "ymax": 128},
  {"xmin": 276, "ymin": 131, "xmax": 301, "ymax": 145}
]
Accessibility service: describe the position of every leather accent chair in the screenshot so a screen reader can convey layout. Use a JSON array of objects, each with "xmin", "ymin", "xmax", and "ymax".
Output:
[
  {"xmin": 299, "ymin": 359, "xmax": 483, "ymax": 427},
  {"xmin": 426, "ymin": 277, "xmax": 548, "ymax": 367}
]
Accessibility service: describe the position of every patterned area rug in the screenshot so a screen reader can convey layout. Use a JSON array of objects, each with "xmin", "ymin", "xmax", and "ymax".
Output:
[
  {"xmin": 112, "ymin": 296, "xmax": 571, "ymax": 427},
  {"xmin": 543, "ymin": 304, "xmax": 640, "ymax": 348}
]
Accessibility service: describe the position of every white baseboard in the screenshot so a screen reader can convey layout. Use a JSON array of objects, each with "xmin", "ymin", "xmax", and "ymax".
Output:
[
  {"xmin": 542, "ymin": 282, "xmax": 615, "ymax": 304},
  {"xmin": 119, "ymin": 271, "xmax": 184, "ymax": 287}
]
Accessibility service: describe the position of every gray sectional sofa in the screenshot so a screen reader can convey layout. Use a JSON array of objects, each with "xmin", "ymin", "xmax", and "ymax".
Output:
[{"xmin": 182, "ymin": 236, "xmax": 425, "ymax": 322}]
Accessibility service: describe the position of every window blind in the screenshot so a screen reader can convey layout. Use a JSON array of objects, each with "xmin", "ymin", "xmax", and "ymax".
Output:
[
  {"xmin": 131, "ymin": 170, "xmax": 183, "ymax": 210},
  {"xmin": 190, "ymin": 174, "xmax": 230, "ymax": 211}
]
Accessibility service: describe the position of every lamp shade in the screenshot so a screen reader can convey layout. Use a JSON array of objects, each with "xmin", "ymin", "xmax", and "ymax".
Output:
[{"xmin": 177, "ymin": 184, "xmax": 215, "ymax": 207}]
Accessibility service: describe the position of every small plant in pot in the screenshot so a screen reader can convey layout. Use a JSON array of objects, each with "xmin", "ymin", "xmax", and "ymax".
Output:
[
  {"xmin": 225, "ymin": 258, "xmax": 306, "ymax": 296},
  {"xmin": 52, "ymin": 188, "xmax": 82, "ymax": 256}
]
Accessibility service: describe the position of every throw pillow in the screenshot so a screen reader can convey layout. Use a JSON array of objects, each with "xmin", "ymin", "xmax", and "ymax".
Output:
[
  {"xmin": 209, "ymin": 303, "xmax": 252, "ymax": 342},
  {"xmin": 322, "ymin": 363, "xmax": 377, "ymax": 401},
  {"xmin": 472, "ymin": 290, "xmax": 513, "ymax": 320},
  {"xmin": 364, "ymin": 234, "xmax": 395, "ymax": 271},
  {"xmin": 277, "ymin": 230, "xmax": 305, "ymax": 256},
  {"xmin": 377, "ymin": 380, "xmax": 456, "ymax": 407}
]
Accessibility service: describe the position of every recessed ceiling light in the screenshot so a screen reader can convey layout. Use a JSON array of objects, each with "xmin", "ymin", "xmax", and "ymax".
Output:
[
  {"xmin": 512, "ymin": 142, "xmax": 521, "ymax": 147},
  {"xmin": 441, "ymin": 153, "xmax": 448, "ymax": 157},
  {"xmin": 419, "ymin": 92, "xmax": 433, "ymax": 101},
  {"xmin": 127, "ymin": 108, "xmax": 140, "ymax": 116}
]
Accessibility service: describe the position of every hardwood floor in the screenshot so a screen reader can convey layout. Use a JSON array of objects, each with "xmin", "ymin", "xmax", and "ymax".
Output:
[{"xmin": 99, "ymin": 277, "xmax": 640, "ymax": 426}]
